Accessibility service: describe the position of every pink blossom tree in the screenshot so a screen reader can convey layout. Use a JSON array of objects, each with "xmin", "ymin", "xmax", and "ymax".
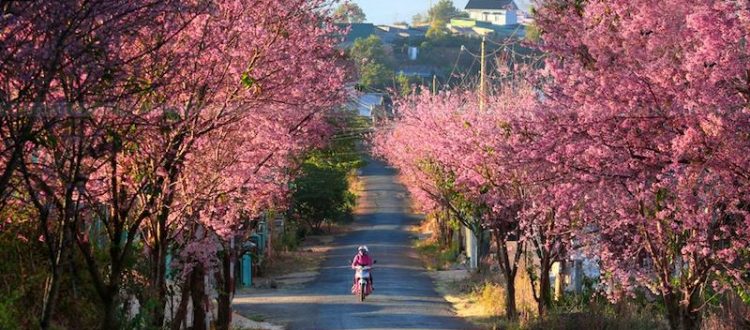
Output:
[
  {"xmin": 1, "ymin": 1, "xmax": 193, "ymax": 328},
  {"xmin": 5, "ymin": 0, "xmax": 347, "ymax": 328},
  {"xmin": 373, "ymin": 83, "xmax": 570, "ymax": 318},
  {"xmin": 171, "ymin": 107, "xmax": 335, "ymax": 330},
  {"xmin": 534, "ymin": 1, "xmax": 750, "ymax": 328},
  {"xmin": 105, "ymin": 1, "xmax": 347, "ymax": 327}
]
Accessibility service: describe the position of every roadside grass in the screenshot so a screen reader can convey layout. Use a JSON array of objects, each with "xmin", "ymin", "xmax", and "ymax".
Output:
[
  {"xmin": 432, "ymin": 269, "xmax": 668, "ymax": 330},
  {"xmin": 432, "ymin": 269, "xmax": 536, "ymax": 329},
  {"xmin": 259, "ymin": 231, "xmax": 340, "ymax": 286},
  {"xmin": 348, "ymin": 170, "xmax": 365, "ymax": 199},
  {"xmin": 411, "ymin": 217, "xmax": 668, "ymax": 330},
  {"xmin": 410, "ymin": 215, "xmax": 461, "ymax": 271},
  {"xmin": 414, "ymin": 238, "xmax": 460, "ymax": 271},
  {"xmin": 262, "ymin": 246, "xmax": 325, "ymax": 279}
]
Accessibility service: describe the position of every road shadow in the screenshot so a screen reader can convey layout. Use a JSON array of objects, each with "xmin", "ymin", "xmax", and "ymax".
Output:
[{"xmin": 234, "ymin": 155, "xmax": 472, "ymax": 329}]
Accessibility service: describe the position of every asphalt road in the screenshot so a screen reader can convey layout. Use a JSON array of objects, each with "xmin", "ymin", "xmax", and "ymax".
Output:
[{"xmin": 234, "ymin": 158, "xmax": 473, "ymax": 330}]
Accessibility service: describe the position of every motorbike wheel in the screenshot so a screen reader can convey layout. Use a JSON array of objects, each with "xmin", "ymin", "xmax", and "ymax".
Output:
[{"xmin": 359, "ymin": 282, "xmax": 366, "ymax": 302}]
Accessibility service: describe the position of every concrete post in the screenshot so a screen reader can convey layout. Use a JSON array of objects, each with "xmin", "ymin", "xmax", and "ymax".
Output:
[
  {"xmin": 464, "ymin": 225, "xmax": 478, "ymax": 270},
  {"xmin": 554, "ymin": 260, "xmax": 566, "ymax": 300},
  {"xmin": 241, "ymin": 254, "xmax": 252, "ymax": 287},
  {"xmin": 573, "ymin": 260, "xmax": 584, "ymax": 294}
]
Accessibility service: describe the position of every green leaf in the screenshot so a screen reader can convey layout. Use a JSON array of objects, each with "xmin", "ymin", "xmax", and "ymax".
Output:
[{"xmin": 241, "ymin": 72, "xmax": 255, "ymax": 89}]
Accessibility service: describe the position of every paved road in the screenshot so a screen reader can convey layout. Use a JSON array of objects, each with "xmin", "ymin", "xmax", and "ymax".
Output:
[{"xmin": 234, "ymin": 158, "xmax": 472, "ymax": 330}]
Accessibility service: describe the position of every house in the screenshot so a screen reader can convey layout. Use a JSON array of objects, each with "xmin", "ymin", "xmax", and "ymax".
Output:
[
  {"xmin": 336, "ymin": 23, "xmax": 428, "ymax": 48},
  {"xmin": 373, "ymin": 26, "xmax": 401, "ymax": 44},
  {"xmin": 448, "ymin": 18, "xmax": 526, "ymax": 39},
  {"xmin": 464, "ymin": 0, "xmax": 518, "ymax": 26},
  {"xmin": 336, "ymin": 23, "xmax": 376, "ymax": 48},
  {"xmin": 396, "ymin": 65, "xmax": 438, "ymax": 79},
  {"xmin": 352, "ymin": 92, "xmax": 385, "ymax": 118},
  {"xmin": 376, "ymin": 24, "xmax": 427, "ymax": 40},
  {"xmin": 448, "ymin": 18, "xmax": 498, "ymax": 37},
  {"xmin": 464, "ymin": 0, "xmax": 535, "ymax": 26},
  {"xmin": 373, "ymin": 24, "xmax": 429, "ymax": 45}
]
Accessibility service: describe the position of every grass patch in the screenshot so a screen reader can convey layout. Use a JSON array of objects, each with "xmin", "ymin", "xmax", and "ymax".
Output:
[
  {"xmin": 432, "ymin": 266, "xmax": 667, "ymax": 330},
  {"xmin": 414, "ymin": 238, "xmax": 460, "ymax": 270},
  {"xmin": 523, "ymin": 304, "xmax": 668, "ymax": 330},
  {"xmin": 263, "ymin": 249, "xmax": 324, "ymax": 278}
]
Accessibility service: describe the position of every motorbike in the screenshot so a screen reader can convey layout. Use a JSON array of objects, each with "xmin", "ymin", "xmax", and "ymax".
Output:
[{"xmin": 352, "ymin": 260, "xmax": 376, "ymax": 301}]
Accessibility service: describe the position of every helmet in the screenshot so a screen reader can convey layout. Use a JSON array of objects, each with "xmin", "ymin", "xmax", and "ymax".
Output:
[{"xmin": 357, "ymin": 245, "xmax": 369, "ymax": 254}]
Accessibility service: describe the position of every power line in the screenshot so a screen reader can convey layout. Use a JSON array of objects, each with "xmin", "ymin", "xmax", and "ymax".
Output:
[{"xmin": 444, "ymin": 45, "xmax": 466, "ymax": 89}]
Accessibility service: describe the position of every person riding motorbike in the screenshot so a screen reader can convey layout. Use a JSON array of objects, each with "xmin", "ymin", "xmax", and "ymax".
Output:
[{"xmin": 351, "ymin": 245, "xmax": 374, "ymax": 290}]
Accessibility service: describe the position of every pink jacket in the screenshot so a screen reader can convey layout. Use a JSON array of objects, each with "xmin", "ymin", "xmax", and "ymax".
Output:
[{"xmin": 351, "ymin": 254, "xmax": 373, "ymax": 268}]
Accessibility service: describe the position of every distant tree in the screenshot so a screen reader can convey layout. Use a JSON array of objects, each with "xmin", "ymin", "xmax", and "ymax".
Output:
[
  {"xmin": 291, "ymin": 118, "xmax": 364, "ymax": 233},
  {"xmin": 425, "ymin": 0, "xmax": 465, "ymax": 39},
  {"xmin": 412, "ymin": 13, "xmax": 427, "ymax": 25},
  {"xmin": 426, "ymin": 19, "xmax": 450, "ymax": 40},
  {"xmin": 292, "ymin": 164, "xmax": 353, "ymax": 233},
  {"xmin": 334, "ymin": 2, "xmax": 367, "ymax": 23},
  {"xmin": 350, "ymin": 35, "xmax": 389, "ymax": 66},
  {"xmin": 524, "ymin": 22, "xmax": 541, "ymax": 42},
  {"xmin": 350, "ymin": 36, "xmax": 394, "ymax": 89},
  {"xmin": 428, "ymin": 0, "xmax": 464, "ymax": 22},
  {"xmin": 413, "ymin": 0, "xmax": 466, "ymax": 26},
  {"xmin": 395, "ymin": 73, "xmax": 412, "ymax": 96},
  {"xmin": 359, "ymin": 62, "xmax": 394, "ymax": 90}
]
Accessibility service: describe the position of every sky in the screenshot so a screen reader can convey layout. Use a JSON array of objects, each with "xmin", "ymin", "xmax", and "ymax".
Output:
[{"xmin": 351, "ymin": 0, "xmax": 470, "ymax": 25}]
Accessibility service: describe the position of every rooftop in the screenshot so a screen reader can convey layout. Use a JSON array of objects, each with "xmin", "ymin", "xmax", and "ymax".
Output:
[
  {"xmin": 336, "ymin": 23, "xmax": 376, "ymax": 44},
  {"xmin": 465, "ymin": 0, "xmax": 516, "ymax": 10}
]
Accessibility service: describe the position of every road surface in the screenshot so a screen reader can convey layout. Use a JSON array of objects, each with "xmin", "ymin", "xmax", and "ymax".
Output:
[{"xmin": 234, "ymin": 158, "xmax": 472, "ymax": 330}]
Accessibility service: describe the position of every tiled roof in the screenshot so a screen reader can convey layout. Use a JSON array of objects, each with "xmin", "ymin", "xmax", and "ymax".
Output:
[
  {"xmin": 336, "ymin": 23, "xmax": 376, "ymax": 43},
  {"xmin": 465, "ymin": 0, "xmax": 515, "ymax": 10}
]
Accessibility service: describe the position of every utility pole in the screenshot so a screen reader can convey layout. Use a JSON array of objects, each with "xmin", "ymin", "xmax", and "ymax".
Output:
[
  {"xmin": 479, "ymin": 35, "xmax": 487, "ymax": 111},
  {"xmin": 432, "ymin": 74, "xmax": 437, "ymax": 94}
]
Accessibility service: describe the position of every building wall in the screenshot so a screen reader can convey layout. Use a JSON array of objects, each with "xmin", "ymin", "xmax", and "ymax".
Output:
[
  {"xmin": 467, "ymin": 9, "xmax": 518, "ymax": 25},
  {"xmin": 504, "ymin": 10, "xmax": 518, "ymax": 25}
]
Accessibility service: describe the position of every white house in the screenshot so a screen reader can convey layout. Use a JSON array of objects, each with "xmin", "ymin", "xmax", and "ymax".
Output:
[
  {"xmin": 465, "ymin": 0, "xmax": 518, "ymax": 25},
  {"xmin": 355, "ymin": 93, "xmax": 384, "ymax": 118}
]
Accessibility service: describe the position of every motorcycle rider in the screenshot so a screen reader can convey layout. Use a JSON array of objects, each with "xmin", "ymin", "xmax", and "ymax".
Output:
[{"xmin": 351, "ymin": 245, "xmax": 374, "ymax": 290}]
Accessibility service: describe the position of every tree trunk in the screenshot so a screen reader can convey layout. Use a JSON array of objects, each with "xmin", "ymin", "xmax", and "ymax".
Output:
[
  {"xmin": 151, "ymin": 161, "xmax": 183, "ymax": 327},
  {"xmin": 537, "ymin": 258, "xmax": 552, "ymax": 316},
  {"xmin": 0, "ymin": 130, "xmax": 25, "ymax": 204},
  {"xmin": 505, "ymin": 277, "xmax": 517, "ymax": 319},
  {"xmin": 495, "ymin": 232, "xmax": 518, "ymax": 319},
  {"xmin": 170, "ymin": 278, "xmax": 192, "ymax": 330},
  {"xmin": 664, "ymin": 291, "xmax": 702, "ymax": 330},
  {"xmin": 150, "ymin": 220, "xmax": 169, "ymax": 328},
  {"xmin": 191, "ymin": 264, "xmax": 207, "ymax": 330},
  {"xmin": 40, "ymin": 221, "xmax": 69, "ymax": 329},
  {"xmin": 101, "ymin": 293, "xmax": 119, "ymax": 330},
  {"xmin": 99, "ymin": 242, "xmax": 125, "ymax": 329},
  {"xmin": 40, "ymin": 265, "xmax": 62, "ymax": 329},
  {"xmin": 216, "ymin": 250, "xmax": 235, "ymax": 330}
]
